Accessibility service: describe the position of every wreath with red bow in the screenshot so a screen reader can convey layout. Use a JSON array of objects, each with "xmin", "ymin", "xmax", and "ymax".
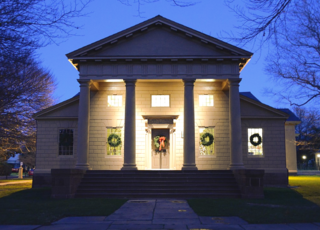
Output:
[{"xmin": 154, "ymin": 136, "xmax": 167, "ymax": 151}]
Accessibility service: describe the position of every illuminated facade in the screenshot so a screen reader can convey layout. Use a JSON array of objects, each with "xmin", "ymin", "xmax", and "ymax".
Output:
[{"xmin": 33, "ymin": 16, "xmax": 300, "ymax": 186}]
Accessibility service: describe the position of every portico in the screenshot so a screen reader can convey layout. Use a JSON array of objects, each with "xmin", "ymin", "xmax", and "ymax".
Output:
[{"xmin": 75, "ymin": 77, "xmax": 245, "ymax": 171}]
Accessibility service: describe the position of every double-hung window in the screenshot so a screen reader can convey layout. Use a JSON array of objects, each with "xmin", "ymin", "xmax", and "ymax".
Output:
[{"xmin": 248, "ymin": 128, "xmax": 263, "ymax": 156}]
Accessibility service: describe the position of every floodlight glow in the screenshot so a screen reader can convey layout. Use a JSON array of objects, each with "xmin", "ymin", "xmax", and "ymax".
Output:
[{"xmin": 302, "ymin": 155, "xmax": 307, "ymax": 159}]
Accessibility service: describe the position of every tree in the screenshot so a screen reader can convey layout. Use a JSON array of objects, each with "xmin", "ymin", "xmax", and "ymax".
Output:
[
  {"xmin": 0, "ymin": 0, "xmax": 91, "ymax": 162},
  {"xmin": 294, "ymin": 107, "xmax": 320, "ymax": 164},
  {"xmin": 19, "ymin": 151, "xmax": 36, "ymax": 169},
  {"xmin": 225, "ymin": 0, "xmax": 293, "ymax": 46},
  {"xmin": 227, "ymin": 0, "xmax": 320, "ymax": 106},
  {"xmin": 0, "ymin": 50, "xmax": 55, "ymax": 161},
  {"xmin": 0, "ymin": 0, "xmax": 91, "ymax": 56},
  {"xmin": 117, "ymin": 0, "xmax": 195, "ymax": 16}
]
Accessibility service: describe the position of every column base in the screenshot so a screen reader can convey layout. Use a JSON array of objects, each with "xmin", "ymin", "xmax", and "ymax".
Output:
[
  {"xmin": 228, "ymin": 163, "xmax": 245, "ymax": 170},
  {"xmin": 181, "ymin": 164, "xmax": 198, "ymax": 170},
  {"xmin": 121, "ymin": 163, "xmax": 138, "ymax": 170},
  {"xmin": 75, "ymin": 163, "xmax": 91, "ymax": 170}
]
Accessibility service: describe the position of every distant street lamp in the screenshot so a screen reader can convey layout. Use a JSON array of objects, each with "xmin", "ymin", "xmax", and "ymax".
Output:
[
  {"xmin": 317, "ymin": 154, "xmax": 320, "ymax": 170},
  {"xmin": 302, "ymin": 155, "xmax": 307, "ymax": 170}
]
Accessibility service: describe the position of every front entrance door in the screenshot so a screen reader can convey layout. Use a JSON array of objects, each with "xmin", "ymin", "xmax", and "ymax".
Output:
[{"xmin": 151, "ymin": 129, "xmax": 170, "ymax": 169}]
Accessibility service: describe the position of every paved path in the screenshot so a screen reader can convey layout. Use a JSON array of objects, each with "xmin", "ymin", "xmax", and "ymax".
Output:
[
  {"xmin": 297, "ymin": 170, "xmax": 320, "ymax": 175},
  {"xmin": 0, "ymin": 181, "xmax": 32, "ymax": 186},
  {"xmin": 0, "ymin": 199, "xmax": 320, "ymax": 229}
]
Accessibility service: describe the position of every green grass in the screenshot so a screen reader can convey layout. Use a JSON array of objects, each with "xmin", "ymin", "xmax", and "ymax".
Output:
[
  {"xmin": 188, "ymin": 175, "xmax": 320, "ymax": 224},
  {"xmin": 0, "ymin": 183, "xmax": 127, "ymax": 225},
  {"xmin": 0, "ymin": 178, "xmax": 32, "ymax": 183},
  {"xmin": 1, "ymin": 175, "xmax": 320, "ymax": 225}
]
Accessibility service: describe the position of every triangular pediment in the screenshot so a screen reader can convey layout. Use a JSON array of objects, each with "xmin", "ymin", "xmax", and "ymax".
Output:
[
  {"xmin": 67, "ymin": 15, "xmax": 252, "ymax": 67},
  {"xmin": 34, "ymin": 96, "xmax": 79, "ymax": 119},
  {"xmin": 240, "ymin": 96, "xmax": 288, "ymax": 119},
  {"xmin": 85, "ymin": 27, "xmax": 232, "ymax": 58}
]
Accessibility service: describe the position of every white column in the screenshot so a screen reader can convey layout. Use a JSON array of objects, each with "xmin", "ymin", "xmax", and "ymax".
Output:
[
  {"xmin": 121, "ymin": 79, "xmax": 138, "ymax": 170},
  {"xmin": 228, "ymin": 78, "xmax": 245, "ymax": 169},
  {"xmin": 75, "ymin": 79, "xmax": 92, "ymax": 170},
  {"xmin": 182, "ymin": 79, "xmax": 198, "ymax": 170}
]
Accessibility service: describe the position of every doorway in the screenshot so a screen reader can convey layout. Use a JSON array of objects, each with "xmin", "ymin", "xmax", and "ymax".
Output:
[{"xmin": 151, "ymin": 129, "xmax": 170, "ymax": 169}]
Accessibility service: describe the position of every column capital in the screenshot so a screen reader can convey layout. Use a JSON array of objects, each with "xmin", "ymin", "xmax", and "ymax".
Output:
[
  {"xmin": 77, "ymin": 79, "xmax": 92, "ymax": 87},
  {"xmin": 183, "ymin": 78, "xmax": 196, "ymax": 86},
  {"xmin": 227, "ymin": 78, "xmax": 242, "ymax": 87},
  {"xmin": 124, "ymin": 79, "xmax": 137, "ymax": 86}
]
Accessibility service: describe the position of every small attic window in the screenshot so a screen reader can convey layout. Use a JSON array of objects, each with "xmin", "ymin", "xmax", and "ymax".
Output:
[
  {"xmin": 108, "ymin": 95, "xmax": 122, "ymax": 107},
  {"xmin": 199, "ymin": 95, "xmax": 214, "ymax": 106},
  {"xmin": 151, "ymin": 95, "xmax": 170, "ymax": 107}
]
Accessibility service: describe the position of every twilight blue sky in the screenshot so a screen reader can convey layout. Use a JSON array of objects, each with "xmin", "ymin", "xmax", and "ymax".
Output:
[{"xmin": 37, "ymin": 0, "xmax": 287, "ymax": 109}]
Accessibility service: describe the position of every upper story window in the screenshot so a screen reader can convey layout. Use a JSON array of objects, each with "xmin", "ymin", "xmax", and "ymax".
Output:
[
  {"xmin": 151, "ymin": 95, "xmax": 170, "ymax": 107},
  {"xmin": 199, "ymin": 95, "xmax": 214, "ymax": 106},
  {"xmin": 108, "ymin": 95, "xmax": 122, "ymax": 107},
  {"xmin": 59, "ymin": 129, "xmax": 73, "ymax": 155},
  {"xmin": 248, "ymin": 128, "xmax": 263, "ymax": 156}
]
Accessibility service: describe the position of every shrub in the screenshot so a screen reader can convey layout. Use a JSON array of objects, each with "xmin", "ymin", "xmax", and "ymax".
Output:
[{"xmin": 0, "ymin": 163, "xmax": 12, "ymax": 177}]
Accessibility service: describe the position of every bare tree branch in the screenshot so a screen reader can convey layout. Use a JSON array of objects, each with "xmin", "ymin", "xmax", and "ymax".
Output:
[{"xmin": 117, "ymin": 0, "xmax": 197, "ymax": 17}]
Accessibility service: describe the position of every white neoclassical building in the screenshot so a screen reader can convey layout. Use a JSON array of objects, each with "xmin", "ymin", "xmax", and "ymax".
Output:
[{"xmin": 33, "ymin": 16, "xmax": 300, "ymax": 187}]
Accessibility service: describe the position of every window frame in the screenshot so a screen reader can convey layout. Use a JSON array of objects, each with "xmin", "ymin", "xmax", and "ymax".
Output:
[
  {"xmin": 198, "ymin": 126, "xmax": 216, "ymax": 158},
  {"xmin": 106, "ymin": 127, "xmax": 123, "ymax": 157},
  {"xmin": 58, "ymin": 128, "xmax": 74, "ymax": 157},
  {"xmin": 199, "ymin": 94, "xmax": 214, "ymax": 107},
  {"xmin": 247, "ymin": 128, "xmax": 264, "ymax": 157},
  {"xmin": 151, "ymin": 95, "xmax": 170, "ymax": 108},
  {"xmin": 107, "ymin": 94, "xmax": 123, "ymax": 107}
]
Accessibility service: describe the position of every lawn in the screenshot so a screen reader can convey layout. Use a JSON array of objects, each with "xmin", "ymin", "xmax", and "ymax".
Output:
[
  {"xmin": 0, "ymin": 182, "xmax": 127, "ymax": 225},
  {"xmin": 188, "ymin": 175, "xmax": 320, "ymax": 224},
  {"xmin": 1, "ymin": 175, "xmax": 319, "ymax": 225},
  {"xmin": 0, "ymin": 178, "xmax": 32, "ymax": 183}
]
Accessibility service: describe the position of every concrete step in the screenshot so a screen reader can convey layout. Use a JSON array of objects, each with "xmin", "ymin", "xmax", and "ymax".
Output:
[
  {"xmin": 86, "ymin": 170, "xmax": 232, "ymax": 174},
  {"xmin": 82, "ymin": 174, "xmax": 236, "ymax": 178},
  {"xmin": 80, "ymin": 182, "xmax": 238, "ymax": 188},
  {"xmin": 75, "ymin": 170, "xmax": 241, "ymax": 198},
  {"xmin": 77, "ymin": 188, "xmax": 240, "ymax": 193},
  {"xmin": 75, "ymin": 192, "xmax": 241, "ymax": 198}
]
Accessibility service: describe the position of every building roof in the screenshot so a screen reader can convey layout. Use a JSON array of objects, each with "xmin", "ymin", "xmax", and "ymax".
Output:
[
  {"xmin": 239, "ymin": 92, "xmax": 260, "ymax": 102},
  {"xmin": 277, "ymin": 108, "xmax": 301, "ymax": 122},
  {"xmin": 240, "ymin": 92, "xmax": 301, "ymax": 122}
]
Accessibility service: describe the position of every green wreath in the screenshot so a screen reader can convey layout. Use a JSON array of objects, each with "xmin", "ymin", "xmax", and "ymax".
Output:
[
  {"xmin": 107, "ymin": 133, "xmax": 122, "ymax": 147},
  {"xmin": 200, "ymin": 132, "xmax": 214, "ymax": 146},
  {"xmin": 250, "ymin": 133, "xmax": 262, "ymax": 146},
  {"xmin": 153, "ymin": 136, "xmax": 167, "ymax": 150}
]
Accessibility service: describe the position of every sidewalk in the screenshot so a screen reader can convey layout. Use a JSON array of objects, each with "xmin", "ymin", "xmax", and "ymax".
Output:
[
  {"xmin": 297, "ymin": 170, "xmax": 320, "ymax": 175},
  {"xmin": 0, "ymin": 199, "xmax": 319, "ymax": 230},
  {"xmin": 0, "ymin": 180, "xmax": 32, "ymax": 186}
]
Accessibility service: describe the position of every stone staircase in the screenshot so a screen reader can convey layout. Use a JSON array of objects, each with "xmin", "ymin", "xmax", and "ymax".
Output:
[{"xmin": 75, "ymin": 170, "xmax": 241, "ymax": 198}]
